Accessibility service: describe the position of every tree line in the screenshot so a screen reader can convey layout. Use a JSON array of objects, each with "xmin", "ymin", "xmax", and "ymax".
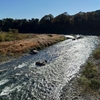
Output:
[{"xmin": 0, "ymin": 10, "xmax": 100, "ymax": 35}]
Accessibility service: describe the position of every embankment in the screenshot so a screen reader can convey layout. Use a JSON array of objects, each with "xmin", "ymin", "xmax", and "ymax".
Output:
[{"xmin": 0, "ymin": 34, "xmax": 65, "ymax": 62}]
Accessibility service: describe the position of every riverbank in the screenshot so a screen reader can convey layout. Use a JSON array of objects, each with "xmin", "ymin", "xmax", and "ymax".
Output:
[
  {"xmin": 60, "ymin": 43, "xmax": 100, "ymax": 100},
  {"xmin": 0, "ymin": 34, "xmax": 65, "ymax": 62}
]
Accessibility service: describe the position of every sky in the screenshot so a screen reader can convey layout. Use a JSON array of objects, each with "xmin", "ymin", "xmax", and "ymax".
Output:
[{"xmin": 0, "ymin": 0, "xmax": 100, "ymax": 20}]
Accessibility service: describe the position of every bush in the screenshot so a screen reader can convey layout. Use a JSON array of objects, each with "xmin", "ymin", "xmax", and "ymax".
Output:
[
  {"xmin": 93, "ymin": 47, "xmax": 100, "ymax": 59},
  {"xmin": 79, "ymin": 76, "xmax": 91, "ymax": 90},
  {"xmin": 0, "ymin": 35, "xmax": 3, "ymax": 42},
  {"xmin": 82, "ymin": 62, "xmax": 98, "ymax": 79},
  {"xmin": 90, "ymin": 79, "xmax": 100, "ymax": 90},
  {"xmin": 5, "ymin": 33, "xmax": 16, "ymax": 41},
  {"xmin": 0, "ymin": 34, "xmax": 5, "ymax": 42},
  {"xmin": 79, "ymin": 62, "xmax": 100, "ymax": 91},
  {"xmin": 9, "ymin": 28, "xmax": 18, "ymax": 33}
]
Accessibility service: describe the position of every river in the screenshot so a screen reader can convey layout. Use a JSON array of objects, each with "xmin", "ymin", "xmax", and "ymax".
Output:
[{"xmin": 0, "ymin": 36, "xmax": 99, "ymax": 100}]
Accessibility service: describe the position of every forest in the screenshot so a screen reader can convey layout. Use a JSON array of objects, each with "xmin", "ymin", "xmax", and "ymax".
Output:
[{"xmin": 0, "ymin": 10, "xmax": 100, "ymax": 35}]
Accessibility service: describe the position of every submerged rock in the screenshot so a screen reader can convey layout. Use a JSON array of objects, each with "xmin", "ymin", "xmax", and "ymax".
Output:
[{"xmin": 35, "ymin": 60, "xmax": 47, "ymax": 66}]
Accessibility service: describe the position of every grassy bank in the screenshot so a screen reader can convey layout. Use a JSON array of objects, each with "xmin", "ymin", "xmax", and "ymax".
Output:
[
  {"xmin": 0, "ymin": 32, "xmax": 66, "ymax": 62},
  {"xmin": 79, "ymin": 45, "xmax": 100, "ymax": 93}
]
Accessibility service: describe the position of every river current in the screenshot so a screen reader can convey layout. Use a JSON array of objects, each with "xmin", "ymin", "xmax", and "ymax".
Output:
[{"xmin": 0, "ymin": 36, "xmax": 99, "ymax": 100}]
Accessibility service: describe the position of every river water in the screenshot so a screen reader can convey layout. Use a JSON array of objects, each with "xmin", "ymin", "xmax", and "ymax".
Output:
[{"xmin": 0, "ymin": 36, "xmax": 99, "ymax": 100}]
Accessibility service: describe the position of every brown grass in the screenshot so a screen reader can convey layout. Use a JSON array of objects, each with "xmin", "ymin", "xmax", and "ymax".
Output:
[{"xmin": 0, "ymin": 34, "xmax": 65, "ymax": 62}]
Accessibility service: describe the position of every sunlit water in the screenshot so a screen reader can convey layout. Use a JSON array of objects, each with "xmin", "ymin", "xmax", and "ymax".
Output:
[{"xmin": 0, "ymin": 36, "xmax": 99, "ymax": 100}]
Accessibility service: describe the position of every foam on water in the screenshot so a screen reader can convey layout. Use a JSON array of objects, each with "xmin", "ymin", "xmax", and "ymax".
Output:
[
  {"xmin": 14, "ymin": 62, "xmax": 26, "ymax": 69},
  {"xmin": 0, "ymin": 85, "xmax": 22, "ymax": 96},
  {"xmin": 0, "ymin": 79, "xmax": 9, "ymax": 86}
]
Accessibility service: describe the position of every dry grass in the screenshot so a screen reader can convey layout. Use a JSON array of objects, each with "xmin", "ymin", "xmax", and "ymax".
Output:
[
  {"xmin": 79, "ymin": 61, "xmax": 100, "ymax": 92},
  {"xmin": 0, "ymin": 32, "xmax": 38, "ymax": 42},
  {"xmin": 92, "ymin": 46, "xmax": 100, "ymax": 60},
  {"xmin": 0, "ymin": 33, "xmax": 65, "ymax": 62}
]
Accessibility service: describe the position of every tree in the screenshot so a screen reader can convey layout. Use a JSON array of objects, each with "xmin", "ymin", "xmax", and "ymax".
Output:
[
  {"xmin": 2, "ymin": 18, "xmax": 14, "ymax": 31},
  {"xmin": 0, "ymin": 20, "xmax": 2, "ymax": 31},
  {"xmin": 51, "ymin": 12, "xmax": 70, "ymax": 32},
  {"xmin": 39, "ymin": 14, "xmax": 54, "ymax": 33}
]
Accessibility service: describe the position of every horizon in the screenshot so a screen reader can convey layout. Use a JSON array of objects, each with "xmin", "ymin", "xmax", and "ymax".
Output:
[{"xmin": 0, "ymin": 0, "xmax": 100, "ymax": 20}]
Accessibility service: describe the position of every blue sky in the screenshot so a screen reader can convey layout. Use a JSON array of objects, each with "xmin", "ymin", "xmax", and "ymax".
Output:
[{"xmin": 0, "ymin": 0, "xmax": 100, "ymax": 19}]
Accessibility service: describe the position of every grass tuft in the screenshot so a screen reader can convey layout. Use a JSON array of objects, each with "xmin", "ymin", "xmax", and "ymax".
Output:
[
  {"xmin": 82, "ymin": 62, "xmax": 98, "ymax": 79},
  {"xmin": 79, "ymin": 62, "xmax": 100, "ymax": 91},
  {"xmin": 92, "ymin": 47, "xmax": 100, "ymax": 60}
]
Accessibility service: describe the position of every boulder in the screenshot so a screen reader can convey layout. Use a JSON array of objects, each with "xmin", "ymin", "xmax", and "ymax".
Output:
[
  {"xmin": 30, "ymin": 49, "xmax": 39, "ymax": 55},
  {"xmin": 35, "ymin": 60, "xmax": 47, "ymax": 66}
]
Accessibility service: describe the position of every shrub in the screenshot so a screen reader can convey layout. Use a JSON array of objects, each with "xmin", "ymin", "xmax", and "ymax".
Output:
[
  {"xmin": 82, "ymin": 62, "xmax": 98, "ymax": 79},
  {"xmin": 9, "ymin": 28, "xmax": 18, "ymax": 33},
  {"xmin": 0, "ymin": 35, "xmax": 3, "ymax": 42},
  {"xmin": 0, "ymin": 34, "xmax": 5, "ymax": 42},
  {"xmin": 79, "ymin": 62, "xmax": 100, "ymax": 91},
  {"xmin": 90, "ymin": 79, "xmax": 100, "ymax": 90},
  {"xmin": 5, "ymin": 33, "xmax": 15, "ymax": 41},
  {"xmin": 79, "ymin": 76, "xmax": 91, "ymax": 90},
  {"xmin": 93, "ymin": 47, "xmax": 100, "ymax": 59}
]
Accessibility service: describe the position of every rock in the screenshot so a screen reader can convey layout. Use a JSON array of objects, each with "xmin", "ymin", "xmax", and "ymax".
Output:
[
  {"xmin": 72, "ymin": 38, "xmax": 76, "ymax": 40},
  {"xmin": 30, "ymin": 49, "xmax": 39, "ymax": 55},
  {"xmin": 75, "ymin": 35, "xmax": 83, "ymax": 39},
  {"xmin": 35, "ymin": 60, "xmax": 47, "ymax": 66},
  {"xmin": 72, "ymin": 35, "xmax": 83, "ymax": 40},
  {"xmin": 65, "ymin": 35, "xmax": 75, "ymax": 39}
]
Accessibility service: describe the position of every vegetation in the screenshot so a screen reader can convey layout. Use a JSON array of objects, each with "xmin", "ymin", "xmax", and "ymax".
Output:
[
  {"xmin": 79, "ymin": 62, "xmax": 100, "ymax": 92},
  {"xmin": 0, "ymin": 33, "xmax": 65, "ymax": 62},
  {"xmin": 0, "ymin": 10, "xmax": 100, "ymax": 35},
  {"xmin": 78, "ymin": 44, "xmax": 100, "ymax": 93},
  {"xmin": 93, "ymin": 46, "xmax": 100, "ymax": 60},
  {"xmin": 0, "ymin": 32, "xmax": 38, "ymax": 42}
]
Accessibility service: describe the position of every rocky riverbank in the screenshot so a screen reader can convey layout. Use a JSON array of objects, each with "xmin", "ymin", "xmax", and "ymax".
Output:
[
  {"xmin": 60, "ymin": 77, "xmax": 100, "ymax": 100},
  {"xmin": 60, "ymin": 46, "xmax": 100, "ymax": 100}
]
